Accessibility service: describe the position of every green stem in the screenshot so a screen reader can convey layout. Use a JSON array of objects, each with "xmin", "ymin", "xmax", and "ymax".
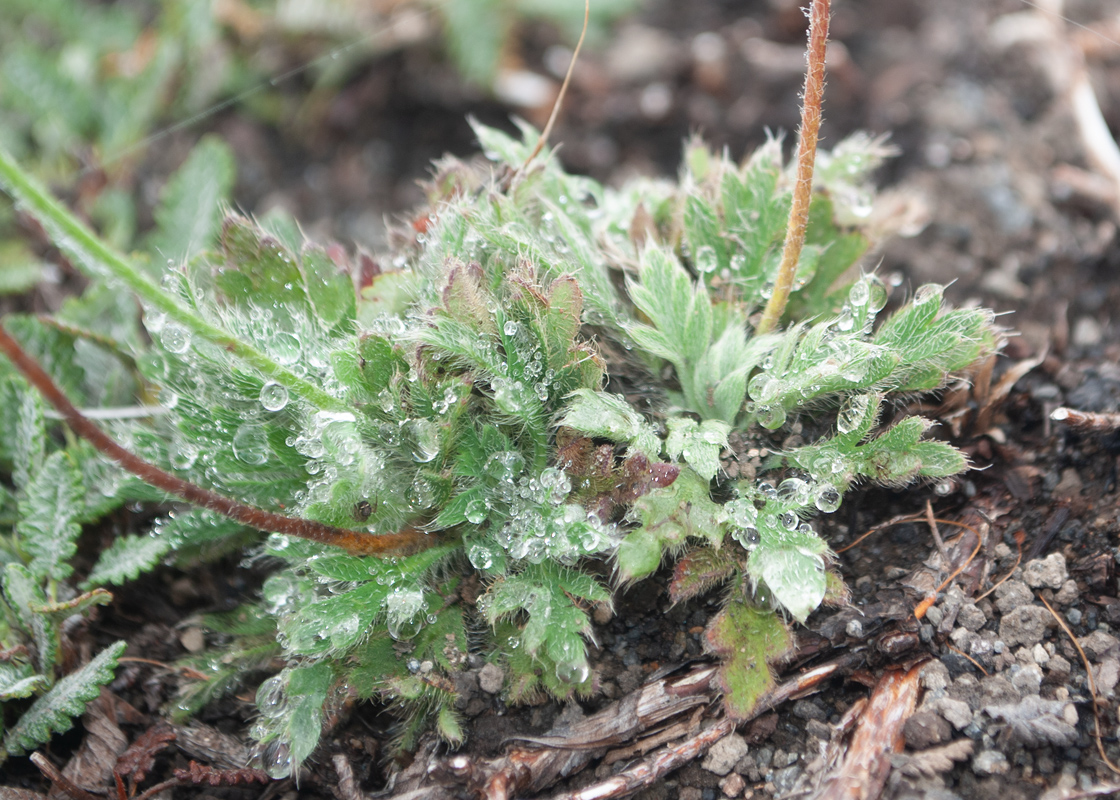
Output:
[
  {"xmin": 0, "ymin": 146, "xmax": 347, "ymax": 414},
  {"xmin": 756, "ymin": 0, "xmax": 831, "ymax": 335}
]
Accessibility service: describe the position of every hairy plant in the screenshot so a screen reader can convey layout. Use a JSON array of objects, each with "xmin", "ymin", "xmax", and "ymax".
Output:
[{"xmin": 0, "ymin": 5, "xmax": 1000, "ymax": 778}]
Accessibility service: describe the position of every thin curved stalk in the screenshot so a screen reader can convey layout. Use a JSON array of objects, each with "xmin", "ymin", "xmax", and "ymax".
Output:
[
  {"xmin": 0, "ymin": 146, "xmax": 347, "ymax": 414},
  {"xmin": 756, "ymin": 0, "xmax": 831, "ymax": 334},
  {"xmin": 0, "ymin": 322, "xmax": 428, "ymax": 557}
]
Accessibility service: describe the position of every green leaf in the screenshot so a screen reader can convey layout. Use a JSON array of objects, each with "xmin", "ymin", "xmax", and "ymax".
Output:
[
  {"xmin": 284, "ymin": 662, "xmax": 333, "ymax": 772},
  {"xmin": 559, "ymin": 389, "xmax": 660, "ymax": 457},
  {"xmin": 3, "ymin": 563, "xmax": 57, "ymax": 677},
  {"xmin": 704, "ymin": 601, "xmax": 792, "ymax": 719},
  {"xmin": 0, "ymin": 662, "xmax": 46, "ymax": 701},
  {"xmin": 621, "ymin": 468, "xmax": 724, "ymax": 583},
  {"xmin": 84, "ymin": 534, "xmax": 172, "ymax": 588},
  {"xmin": 747, "ymin": 526, "xmax": 829, "ymax": 623},
  {"xmin": 669, "ymin": 546, "xmax": 739, "ymax": 605},
  {"xmin": 443, "ymin": 0, "xmax": 508, "ymax": 85},
  {"xmin": 664, "ymin": 418, "xmax": 729, "ymax": 482},
  {"xmin": 146, "ymin": 135, "xmax": 235, "ymax": 265},
  {"xmin": 3, "ymin": 640, "xmax": 125, "ymax": 756},
  {"xmin": 18, "ymin": 450, "xmax": 85, "ymax": 582}
]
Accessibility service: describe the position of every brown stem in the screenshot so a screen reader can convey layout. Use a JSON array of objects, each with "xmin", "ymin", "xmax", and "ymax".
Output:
[
  {"xmin": 0, "ymin": 322, "xmax": 428, "ymax": 556},
  {"xmin": 756, "ymin": 0, "xmax": 831, "ymax": 334}
]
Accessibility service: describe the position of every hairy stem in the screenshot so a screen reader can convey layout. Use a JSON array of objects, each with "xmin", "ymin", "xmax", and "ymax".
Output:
[
  {"xmin": 756, "ymin": 0, "xmax": 831, "ymax": 335},
  {"xmin": 0, "ymin": 146, "xmax": 347, "ymax": 414},
  {"xmin": 0, "ymin": 323, "xmax": 428, "ymax": 557}
]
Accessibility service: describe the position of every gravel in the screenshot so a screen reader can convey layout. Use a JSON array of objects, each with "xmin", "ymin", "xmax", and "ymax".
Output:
[
  {"xmin": 700, "ymin": 733, "xmax": 748, "ymax": 776},
  {"xmin": 1022, "ymin": 553, "xmax": 1069, "ymax": 590}
]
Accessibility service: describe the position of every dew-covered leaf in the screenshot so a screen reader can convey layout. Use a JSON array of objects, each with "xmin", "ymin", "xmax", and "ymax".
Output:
[
  {"xmin": 18, "ymin": 450, "xmax": 86, "ymax": 582},
  {"xmin": 2, "ymin": 640, "xmax": 125, "ymax": 756},
  {"xmin": 747, "ymin": 525, "xmax": 829, "ymax": 623}
]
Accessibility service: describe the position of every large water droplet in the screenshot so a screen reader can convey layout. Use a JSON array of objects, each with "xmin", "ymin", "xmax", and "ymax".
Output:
[
  {"xmin": 262, "ymin": 740, "xmax": 292, "ymax": 780},
  {"xmin": 913, "ymin": 284, "xmax": 942, "ymax": 306},
  {"xmin": 404, "ymin": 419, "xmax": 440, "ymax": 463},
  {"xmin": 503, "ymin": 320, "xmax": 520, "ymax": 337},
  {"xmin": 160, "ymin": 323, "xmax": 191, "ymax": 354},
  {"xmin": 741, "ymin": 526, "xmax": 761, "ymax": 548},
  {"xmin": 465, "ymin": 498, "xmax": 489, "ymax": 525},
  {"xmin": 468, "ymin": 545, "xmax": 494, "ymax": 569},
  {"xmin": 233, "ymin": 424, "xmax": 270, "ymax": 465},
  {"xmin": 555, "ymin": 658, "xmax": 590, "ymax": 685},
  {"xmin": 260, "ymin": 381, "xmax": 289, "ymax": 412},
  {"xmin": 814, "ymin": 483, "xmax": 842, "ymax": 513},
  {"xmin": 777, "ymin": 478, "xmax": 810, "ymax": 505},
  {"xmin": 256, "ymin": 675, "xmax": 287, "ymax": 716},
  {"xmin": 837, "ymin": 395, "xmax": 871, "ymax": 435},
  {"xmin": 694, "ymin": 245, "xmax": 718, "ymax": 274},
  {"xmin": 848, "ymin": 279, "xmax": 870, "ymax": 307}
]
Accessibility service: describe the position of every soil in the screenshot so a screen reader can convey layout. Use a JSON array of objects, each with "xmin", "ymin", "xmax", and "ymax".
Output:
[{"xmin": 5, "ymin": 0, "xmax": 1120, "ymax": 799}]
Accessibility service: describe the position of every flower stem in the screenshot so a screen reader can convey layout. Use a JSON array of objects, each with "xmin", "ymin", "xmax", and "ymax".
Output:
[
  {"xmin": 0, "ymin": 146, "xmax": 347, "ymax": 414},
  {"xmin": 756, "ymin": 0, "xmax": 831, "ymax": 335}
]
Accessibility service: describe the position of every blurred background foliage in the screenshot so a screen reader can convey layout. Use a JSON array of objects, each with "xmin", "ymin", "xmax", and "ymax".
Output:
[{"xmin": 0, "ymin": 0, "xmax": 637, "ymax": 297}]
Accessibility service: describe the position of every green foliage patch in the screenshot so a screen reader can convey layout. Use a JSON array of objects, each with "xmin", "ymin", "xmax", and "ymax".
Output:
[{"xmin": 0, "ymin": 115, "xmax": 999, "ymax": 775}]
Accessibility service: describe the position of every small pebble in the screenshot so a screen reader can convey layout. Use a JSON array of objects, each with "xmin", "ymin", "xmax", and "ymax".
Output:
[
  {"xmin": 1054, "ymin": 580, "xmax": 1080, "ymax": 606},
  {"xmin": 701, "ymin": 733, "xmax": 749, "ymax": 776},
  {"xmin": 973, "ymin": 749, "xmax": 1010, "ymax": 776},
  {"xmin": 718, "ymin": 772, "xmax": 745, "ymax": 798},
  {"xmin": 1067, "ymin": 608, "xmax": 1083, "ymax": 626},
  {"xmin": 904, "ymin": 711, "xmax": 952, "ymax": 749},
  {"xmin": 957, "ymin": 604, "xmax": 987, "ymax": 631},
  {"xmin": 994, "ymin": 580, "xmax": 1033, "ymax": 615},
  {"xmin": 478, "ymin": 663, "xmax": 505, "ymax": 694},
  {"xmin": 1022, "ymin": 553, "xmax": 1068, "ymax": 590}
]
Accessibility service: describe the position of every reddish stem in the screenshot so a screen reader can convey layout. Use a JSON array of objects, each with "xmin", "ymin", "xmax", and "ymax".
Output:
[
  {"xmin": 756, "ymin": 0, "xmax": 831, "ymax": 334},
  {"xmin": 0, "ymin": 323, "xmax": 428, "ymax": 556}
]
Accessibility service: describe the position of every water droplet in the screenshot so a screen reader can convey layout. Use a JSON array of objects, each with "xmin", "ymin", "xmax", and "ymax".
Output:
[
  {"xmin": 836, "ymin": 395, "xmax": 871, "ymax": 435},
  {"xmin": 779, "ymin": 511, "xmax": 798, "ymax": 530},
  {"xmin": 403, "ymin": 418, "xmax": 441, "ymax": 463},
  {"xmin": 508, "ymin": 635, "xmax": 521, "ymax": 650},
  {"xmin": 814, "ymin": 483, "xmax": 842, "ymax": 513},
  {"xmin": 267, "ymin": 332, "xmax": 302, "ymax": 365},
  {"xmin": 407, "ymin": 476, "xmax": 434, "ymax": 510},
  {"xmin": 385, "ymin": 587, "xmax": 426, "ymax": 640},
  {"xmin": 913, "ymin": 284, "xmax": 942, "ymax": 306},
  {"xmin": 262, "ymin": 740, "xmax": 292, "ymax": 780},
  {"xmin": 758, "ymin": 404, "xmax": 787, "ymax": 430},
  {"xmin": 835, "ymin": 306, "xmax": 855, "ymax": 332},
  {"xmin": 694, "ymin": 245, "xmax": 718, "ymax": 274},
  {"xmin": 232, "ymin": 424, "xmax": 270, "ymax": 465},
  {"xmin": 777, "ymin": 478, "xmax": 810, "ymax": 505},
  {"xmin": 466, "ymin": 498, "xmax": 489, "ymax": 525},
  {"xmin": 503, "ymin": 320, "xmax": 520, "ymax": 337},
  {"xmin": 866, "ymin": 276, "xmax": 889, "ymax": 312},
  {"xmin": 160, "ymin": 323, "xmax": 191, "ymax": 354},
  {"xmin": 741, "ymin": 526, "xmax": 761, "ymax": 548},
  {"xmin": 934, "ymin": 479, "xmax": 955, "ymax": 496},
  {"xmin": 758, "ymin": 482, "xmax": 778, "ymax": 500},
  {"xmin": 260, "ymin": 381, "xmax": 289, "ymax": 411},
  {"xmin": 169, "ymin": 439, "xmax": 199, "ymax": 470},
  {"xmin": 256, "ymin": 675, "xmax": 287, "ymax": 716},
  {"xmin": 467, "ymin": 544, "xmax": 495, "ymax": 572},
  {"xmin": 555, "ymin": 658, "xmax": 590, "ymax": 685},
  {"xmin": 849, "ymin": 279, "xmax": 870, "ymax": 307}
]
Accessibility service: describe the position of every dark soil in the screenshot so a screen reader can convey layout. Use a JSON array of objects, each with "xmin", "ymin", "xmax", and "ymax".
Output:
[{"xmin": 6, "ymin": 0, "xmax": 1120, "ymax": 798}]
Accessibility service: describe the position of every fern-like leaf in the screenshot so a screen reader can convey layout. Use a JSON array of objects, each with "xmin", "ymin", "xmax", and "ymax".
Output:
[
  {"xmin": 18, "ymin": 449, "xmax": 85, "ymax": 582},
  {"xmin": 2, "ymin": 640, "xmax": 126, "ymax": 757}
]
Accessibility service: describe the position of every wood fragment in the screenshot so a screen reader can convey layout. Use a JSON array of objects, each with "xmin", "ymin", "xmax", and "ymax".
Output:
[
  {"xmin": 385, "ymin": 655, "xmax": 857, "ymax": 800},
  {"xmin": 333, "ymin": 754, "xmax": 363, "ymax": 800},
  {"xmin": 1050, "ymin": 407, "xmax": 1120, "ymax": 433},
  {"xmin": 30, "ymin": 754, "xmax": 101, "ymax": 800},
  {"xmin": 808, "ymin": 663, "xmax": 923, "ymax": 800}
]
